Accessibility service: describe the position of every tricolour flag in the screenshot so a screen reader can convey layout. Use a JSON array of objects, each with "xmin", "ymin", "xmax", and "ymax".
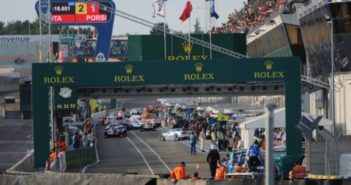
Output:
[
  {"xmin": 153, "ymin": 0, "xmax": 166, "ymax": 17},
  {"xmin": 179, "ymin": 0, "xmax": 193, "ymax": 22},
  {"xmin": 209, "ymin": 0, "xmax": 219, "ymax": 19}
]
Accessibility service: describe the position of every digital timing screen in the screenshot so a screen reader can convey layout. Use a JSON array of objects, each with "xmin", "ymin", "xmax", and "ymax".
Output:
[{"xmin": 51, "ymin": 1, "xmax": 112, "ymax": 23}]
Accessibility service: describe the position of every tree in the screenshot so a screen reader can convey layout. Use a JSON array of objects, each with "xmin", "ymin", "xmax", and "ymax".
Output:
[
  {"xmin": 193, "ymin": 18, "xmax": 203, "ymax": 34},
  {"xmin": 0, "ymin": 21, "xmax": 4, "ymax": 34},
  {"xmin": 150, "ymin": 22, "xmax": 170, "ymax": 35}
]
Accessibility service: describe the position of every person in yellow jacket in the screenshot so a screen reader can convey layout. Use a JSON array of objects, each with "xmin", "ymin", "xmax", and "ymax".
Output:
[
  {"xmin": 215, "ymin": 159, "xmax": 228, "ymax": 180},
  {"xmin": 170, "ymin": 161, "xmax": 190, "ymax": 180}
]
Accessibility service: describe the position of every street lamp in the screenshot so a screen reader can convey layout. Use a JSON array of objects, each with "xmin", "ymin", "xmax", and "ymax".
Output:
[{"xmin": 324, "ymin": 13, "xmax": 336, "ymax": 136}]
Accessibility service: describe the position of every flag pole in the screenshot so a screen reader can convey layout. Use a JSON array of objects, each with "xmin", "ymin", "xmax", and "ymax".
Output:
[
  {"xmin": 163, "ymin": 2, "xmax": 167, "ymax": 61},
  {"xmin": 208, "ymin": 0, "xmax": 213, "ymax": 60},
  {"xmin": 39, "ymin": 0, "xmax": 43, "ymax": 63},
  {"xmin": 48, "ymin": 0, "xmax": 52, "ymax": 63},
  {"xmin": 188, "ymin": 16, "xmax": 191, "ymax": 60}
]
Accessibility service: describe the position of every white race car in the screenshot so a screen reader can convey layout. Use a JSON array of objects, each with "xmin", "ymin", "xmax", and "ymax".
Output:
[
  {"xmin": 104, "ymin": 124, "xmax": 127, "ymax": 137},
  {"xmin": 129, "ymin": 115, "xmax": 142, "ymax": 129},
  {"xmin": 160, "ymin": 128, "xmax": 189, "ymax": 141}
]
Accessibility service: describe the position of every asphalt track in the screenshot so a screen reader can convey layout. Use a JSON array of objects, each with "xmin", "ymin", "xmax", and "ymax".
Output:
[
  {"xmin": 84, "ymin": 124, "xmax": 214, "ymax": 178},
  {"xmin": 0, "ymin": 119, "xmax": 33, "ymax": 172}
]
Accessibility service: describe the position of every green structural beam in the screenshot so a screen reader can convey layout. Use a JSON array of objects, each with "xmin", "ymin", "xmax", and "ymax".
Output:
[{"xmin": 32, "ymin": 57, "xmax": 301, "ymax": 168}]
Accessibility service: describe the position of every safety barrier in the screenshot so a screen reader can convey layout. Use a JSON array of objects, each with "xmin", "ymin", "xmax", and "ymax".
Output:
[
  {"xmin": 1, "ymin": 172, "xmax": 351, "ymax": 185},
  {"xmin": 0, "ymin": 173, "xmax": 157, "ymax": 185},
  {"xmin": 65, "ymin": 147, "xmax": 96, "ymax": 170}
]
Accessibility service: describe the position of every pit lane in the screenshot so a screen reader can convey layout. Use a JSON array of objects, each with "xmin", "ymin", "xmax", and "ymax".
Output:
[{"xmin": 84, "ymin": 124, "xmax": 212, "ymax": 178}]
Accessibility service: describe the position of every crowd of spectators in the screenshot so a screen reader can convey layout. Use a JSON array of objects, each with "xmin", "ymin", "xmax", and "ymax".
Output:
[{"xmin": 212, "ymin": 0, "xmax": 288, "ymax": 34}]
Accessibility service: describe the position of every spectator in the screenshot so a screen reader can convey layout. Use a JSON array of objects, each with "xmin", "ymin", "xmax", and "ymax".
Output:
[
  {"xmin": 215, "ymin": 158, "xmax": 228, "ymax": 180},
  {"xmin": 233, "ymin": 161, "xmax": 247, "ymax": 173},
  {"xmin": 227, "ymin": 146, "xmax": 234, "ymax": 162},
  {"xmin": 73, "ymin": 132, "xmax": 81, "ymax": 149},
  {"xmin": 207, "ymin": 144, "xmax": 221, "ymax": 179},
  {"xmin": 246, "ymin": 140, "xmax": 263, "ymax": 172},
  {"xmin": 191, "ymin": 172, "xmax": 200, "ymax": 180},
  {"xmin": 189, "ymin": 131, "xmax": 197, "ymax": 155},
  {"xmin": 233, "ymin": 135, "xmax": 243, "ymax": 150},
  {"xmin": 87, "ymin": 130, "xmax": 95, "ymax": 147},
  {"xmin": 49, "ymin": 148, "xmax": 57, "ymax": 161},
  {"xmin": 199, "ymin": 128, "xmax": 206, "ymax": 152},
  {"xmin": 212, "ymin": 0, "xmax": 288, "ymax": 34},
  {"xmin": 170, "ymin": 161, "xmax": 189, "ymax": 180},
  {"xmin": 289, "ymin": 161, "xmax": 307, "ymax": 180}
]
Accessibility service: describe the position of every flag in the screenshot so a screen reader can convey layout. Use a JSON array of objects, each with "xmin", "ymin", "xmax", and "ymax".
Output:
[
  {"xmin": 209, "ymin": 0, "xmax": 219, "ymax": 19},
  {"xmin": 153, "ymin": 0, "xmax": 166, "ymax": 17},
  {"xmin": 179, "ymin": 0, "xmax": 193, "ymax": 22}
]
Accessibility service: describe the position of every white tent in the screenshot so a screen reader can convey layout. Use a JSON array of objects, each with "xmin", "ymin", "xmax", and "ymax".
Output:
[{"xmin": 239, "ymin": 108, "xmax": 333, "ymax": 148}]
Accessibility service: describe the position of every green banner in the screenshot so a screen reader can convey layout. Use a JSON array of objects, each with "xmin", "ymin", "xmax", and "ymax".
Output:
[{"xmin": 128, "ymin": 33, "xmax": 246, "ymax": 61}]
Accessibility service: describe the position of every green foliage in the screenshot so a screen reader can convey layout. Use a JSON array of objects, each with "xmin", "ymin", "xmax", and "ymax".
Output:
[
  {"xmin": 150, "ymin": 22, "xmax": 170, "ymax": 35},
  {"xmin": 193, "ymin": 18, "xmax": 203, "ymax": 34},
  {"xmin": 0, "ymin": 20, "xmax": 94, "ymax": 38}
]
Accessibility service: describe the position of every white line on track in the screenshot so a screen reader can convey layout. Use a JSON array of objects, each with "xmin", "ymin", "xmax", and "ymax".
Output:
[
  {"xmin": 130, "ymin": 131, "xmax": 171, "ymax": 172},
  {"xmin": 126, "ymin": 137, "xmax": 155, "ymax": 176}
]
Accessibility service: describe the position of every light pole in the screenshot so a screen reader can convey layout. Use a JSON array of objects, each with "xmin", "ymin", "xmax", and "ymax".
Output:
[{"xmin": 327, "ymin": 17, "xmax": 336, "ymax": 136}]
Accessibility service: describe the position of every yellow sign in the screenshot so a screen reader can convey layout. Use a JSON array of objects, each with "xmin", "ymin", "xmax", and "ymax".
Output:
[
  {"xmin": 114, "ymin": 65, "xmax": 145, "ymax": 83},
  {"xmin": 184, "ymin": 63, "xmax": 214, "ymax": 81},
  {"xmin": 76, "ymin": 2, "xmax": 87, "ymax": 14},
  {"xmin": 253, "ymin": 61, "xmax": 285, "ymax": 79}
]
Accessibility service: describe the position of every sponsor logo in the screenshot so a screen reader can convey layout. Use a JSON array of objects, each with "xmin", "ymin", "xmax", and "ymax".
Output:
[
  {"xmin": 43, "ymin": 66, "xmax": 75, "ymax": 84},
  {"xmin": 182, "ymin": 40, "xmax": 193, "ymax": 54},
  {"xmin": 59, "ymin": 87, "xmax": 72, "ymax": 98},
  {"xmin": 114, "ymin": 65, "xmax": 144, "ymax": 83},
  {"xmin": 253, "ymin": 61, "xmax": 285, "ymax": 79},
  {"xmin": 184, "ymin": 62, "xmax": 214, "ymax": 81},
  {"xmin": 167, "ymin": 41, "xmax": 209, "ymax": 61},
  {"xmin": 55, "ymin": 66, "xmax": 63, "ymax": 76}
]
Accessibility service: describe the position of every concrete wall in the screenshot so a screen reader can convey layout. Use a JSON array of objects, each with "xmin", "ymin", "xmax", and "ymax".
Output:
[
  {"xmin": 1, "ymin": 174, "xmax": 349, "ymax": 185},
  {"xmin": 335, "ymin": 73, "xmax": 351, "ymax": 135}
]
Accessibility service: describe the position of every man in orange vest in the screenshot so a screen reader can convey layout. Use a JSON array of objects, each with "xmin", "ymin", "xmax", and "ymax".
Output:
[
  {"xmin": 191, "ymin": 172, "xmax": 200, "ymax": 180},
  {"xmin": 215, "ymin": 159, "xmax": 228, "ymax": 180},
  {"xmin": 170, "ymin": 161, "xmax": 189, "ymax": 180},
  {"xmin": 49, "ymin": 148, "xmax": 57, "ymax": 161},
  {"xmin": 289, "ymin": 161, "xmax": 307, "ymax": 180}
]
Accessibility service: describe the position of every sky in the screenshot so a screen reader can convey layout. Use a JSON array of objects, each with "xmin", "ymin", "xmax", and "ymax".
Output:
[{"xmin": 0, "ymin": 0, "xmax": 246, "ymax": 36}]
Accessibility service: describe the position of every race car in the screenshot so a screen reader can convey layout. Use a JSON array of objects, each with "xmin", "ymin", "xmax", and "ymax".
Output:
[
  {"xmin": 140, "ymin": 118, "xmax": 157, "ymax": 131},
  {"xmin": 160, "ymin": 128, "xmax": 189, "ymax": 141},
  {"xmin": 104, "ymin": 124, "xmax": 127, "ymax": 137},
  {"xmin": 129, "ymin": 115, "xmax": 142, "ymax": 129}
]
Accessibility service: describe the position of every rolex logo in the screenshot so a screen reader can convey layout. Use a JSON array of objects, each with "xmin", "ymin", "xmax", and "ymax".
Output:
[
  {"xmin": 124, "ymin": 65, "xmax": 134, "ymax": 75},
  {"xmin": 54, "ymin": 66, "xmax": 63, "ymax": 76},
  {"xmin": 182, "ymin": 40, "xmax": 193, "ymax": 54},
  {"xmin": 264, "ymin": 61, "xmax": 273, "ymax": 71},
  {"xmin": 194, "ymin": 63, "xmax": 203, "ymax": 73}
]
